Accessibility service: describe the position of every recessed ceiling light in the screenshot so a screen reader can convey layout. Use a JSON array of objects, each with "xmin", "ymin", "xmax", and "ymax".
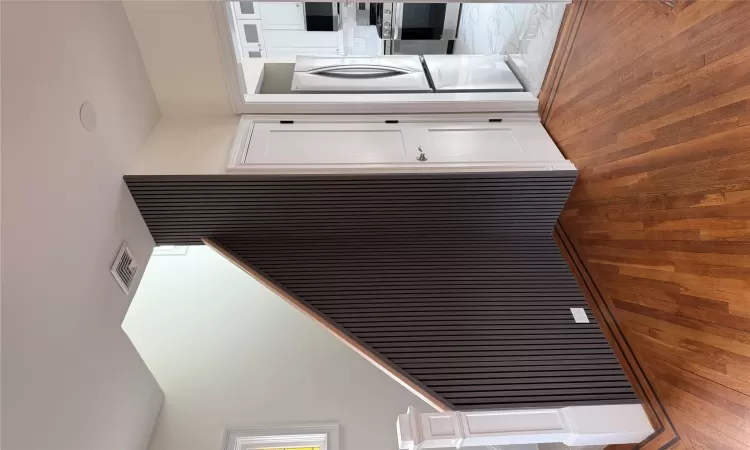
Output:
[{"xmin": 79, "ymin": 101, "xmax": 96, "ymax": 131}]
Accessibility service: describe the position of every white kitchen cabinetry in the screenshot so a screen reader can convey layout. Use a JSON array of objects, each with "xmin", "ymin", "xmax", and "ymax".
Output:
[
  {"xmin": 228, "ymin": 118, "xmax": 575, "ymax": 174},
  {"xmin": 262, "ymin": 30, "xmax": 341, "ymax": 54},
  {"xmin": 245, "ymin": 122, "xmax": 418, "ymax": 165},
  {"xmin": 258, "ymin": 2, "xmax": 305, "ymax": 30},
  {"xmin": 264, "ymin": 47, "xmax": 341, "ymax": 57},
  {"xmin": 233, "ymin": 3, "xmax": 342, "ymax": 58}
]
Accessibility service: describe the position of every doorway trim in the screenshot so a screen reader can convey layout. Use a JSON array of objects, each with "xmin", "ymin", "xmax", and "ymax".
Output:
[{"xmin": 223, "ymin": 422, "xmax": 340, "ymax": 450}]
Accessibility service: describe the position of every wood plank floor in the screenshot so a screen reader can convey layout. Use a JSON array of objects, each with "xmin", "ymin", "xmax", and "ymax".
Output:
[{"xmin": 541, "ymin": 1, "xmax": 750, "ymax": 449}]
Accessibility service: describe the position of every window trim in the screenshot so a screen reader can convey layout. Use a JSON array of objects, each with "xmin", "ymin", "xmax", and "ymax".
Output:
[{"xmin": 223, "ymin": 423, "xmax": 340, "ymax": 450}]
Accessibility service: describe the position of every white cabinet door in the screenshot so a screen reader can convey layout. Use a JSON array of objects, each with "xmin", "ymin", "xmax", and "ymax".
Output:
[
  {"xmin": 416, "ymin": 122, "xmax": 565, "ymax": 163},
  {"xmin": 244, "ymin": 122, "xmax": 417, "ymax": 165},
  {"xmin": 258, "ymin": 3, "xmax": 305, "ymax": 30},
  {"xmin": 420, "ymin": 127, "xmax": 524, "ymax": 163}
]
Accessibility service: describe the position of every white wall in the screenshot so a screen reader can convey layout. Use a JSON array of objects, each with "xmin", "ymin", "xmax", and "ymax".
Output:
[
  {"xmin": 1, "ymin": 2, "xmax": 164, "ymax": 449},
  {"xmin": 129, "ymin": 115, "xmax": 240, "ymax": 175},
  {"xmin": 123, "ymin": 0, "xmax": 234, "ymax": 116},
  {"xmin": 123, "ymin": 0, "xmax": 239, "ymax": 176},
  {"xmin": 123, "ymin": 246, "xmax": 434, "ymax": 450}
]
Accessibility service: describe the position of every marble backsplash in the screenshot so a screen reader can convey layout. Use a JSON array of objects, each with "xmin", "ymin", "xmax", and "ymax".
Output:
[{"xmin": 455, "ymin": 2, "xmax": 566, "ymax": 95}]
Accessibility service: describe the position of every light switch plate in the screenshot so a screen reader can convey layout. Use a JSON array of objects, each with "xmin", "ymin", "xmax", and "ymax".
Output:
[{"xmin": 570, "ymin": 308, "xmax": 590, "ymax": 323}]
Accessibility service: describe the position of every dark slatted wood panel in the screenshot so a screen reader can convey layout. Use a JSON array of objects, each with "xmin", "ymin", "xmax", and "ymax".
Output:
[
  {"xmin": 126, "ymin": 173, "xmax": 638, "ymax": 410},
  {"xmin": 125, "ymin": 173, "xmax": 576, "ymax": 245},
  {"xmin": 217, "ymin": 235, "xmax": 637, "ymax": 410}
]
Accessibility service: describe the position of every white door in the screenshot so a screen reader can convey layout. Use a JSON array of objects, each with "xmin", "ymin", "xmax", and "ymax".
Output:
[{"xmin": 258, "ymin": 3, "xmax": 305, "ymax": 30}]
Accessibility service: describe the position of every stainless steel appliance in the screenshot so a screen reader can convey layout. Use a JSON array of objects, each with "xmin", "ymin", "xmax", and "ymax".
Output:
[
  {"xmin": 369, "ymin": 3, "xmax": 460, "ymax": 55},
  {"xmin": 290, "ymin": 56, "xmax": 432, "ymax": 93},
  {"xmin": 422, "ymin": 55, "xmax": 525, "ymax": 92},
  {"xmin": 304, "ymin": 2, "xmax": 340, "ymax": 32}
]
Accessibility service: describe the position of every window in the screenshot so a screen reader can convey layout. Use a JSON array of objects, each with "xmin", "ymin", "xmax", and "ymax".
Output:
[
  {"xmin": 224, "ymin": 423, "xmax": 339, "ymax": 450},
  {"xmin": 152, "ymin": 245, "xmax": 189, "ymax": 256}
]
